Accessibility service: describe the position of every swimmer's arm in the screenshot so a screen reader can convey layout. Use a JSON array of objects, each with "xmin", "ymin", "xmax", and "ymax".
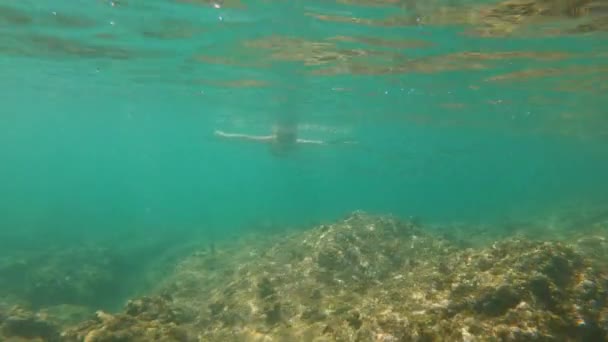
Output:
[
  {"xmin": 214, "ymin": 130, "xmax": 274, "ymax": 142},
  {"xmin": 296, "ymin": 138, "xmax": 326, "ymax": 145},
  {"xmin": 296, "ymin": 138, "xmax": 358, "ymax": 145}
]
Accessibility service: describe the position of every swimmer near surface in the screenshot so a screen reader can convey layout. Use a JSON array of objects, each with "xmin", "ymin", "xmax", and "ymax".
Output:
[{"xmin": 214, "ymin": 122, "xmax": 357, "ymax": 157}]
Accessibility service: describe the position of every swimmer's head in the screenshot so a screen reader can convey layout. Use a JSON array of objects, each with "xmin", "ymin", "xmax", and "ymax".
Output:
[
  {"xmin": 272, "ymin": 125, "xmax": 297, "ymax": 145},
  {"xmin": 269, "ymin": 125, "xmax": 297, "ymax": 157}
]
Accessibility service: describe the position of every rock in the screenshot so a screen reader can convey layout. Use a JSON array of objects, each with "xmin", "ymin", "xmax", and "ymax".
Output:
[{"xmin": 1, "ymin": 307, "xmax": 60, "ymax": 341}]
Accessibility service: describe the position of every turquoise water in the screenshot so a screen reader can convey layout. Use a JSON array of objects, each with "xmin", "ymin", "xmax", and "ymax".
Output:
[{"xmin": 1, "ymin": 0, "xmax": 608, "ymax": 312}]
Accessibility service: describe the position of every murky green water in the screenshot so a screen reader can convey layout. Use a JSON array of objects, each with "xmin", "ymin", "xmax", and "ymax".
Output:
[{"xmin": 1, "ymin": 0, "xmax": 607, "ymax": 340}]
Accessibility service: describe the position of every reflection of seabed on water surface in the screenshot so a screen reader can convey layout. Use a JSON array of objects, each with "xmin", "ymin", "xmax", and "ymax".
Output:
[{"xmin": 2, "ymin": 208, "xmax": 608, "ymax": 341}]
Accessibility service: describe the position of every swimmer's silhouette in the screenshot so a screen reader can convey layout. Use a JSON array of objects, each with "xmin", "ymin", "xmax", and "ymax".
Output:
[
  {"xmin": 214, "ymin": 122, "xmax": 356, "ymax": 157},
  {"xmin": 214, "ymin": 116, "xmax": 327, "ymax": 157}
]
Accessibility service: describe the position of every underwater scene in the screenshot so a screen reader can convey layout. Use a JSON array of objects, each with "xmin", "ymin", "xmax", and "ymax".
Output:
[{"xmin": 1, "ymin": 0, "xmax": 608, "ymax": 341}]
